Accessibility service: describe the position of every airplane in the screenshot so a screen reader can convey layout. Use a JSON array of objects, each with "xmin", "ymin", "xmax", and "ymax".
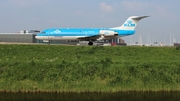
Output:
[{"xmin": 35, "ymin": 16, "xmax": 149, "ymax": 45}]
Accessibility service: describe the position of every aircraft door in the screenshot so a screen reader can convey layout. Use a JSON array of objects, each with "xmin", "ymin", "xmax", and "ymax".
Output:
[{"xmin": 48, "ymin": 31, "xmax": 53, "ymax": 39}]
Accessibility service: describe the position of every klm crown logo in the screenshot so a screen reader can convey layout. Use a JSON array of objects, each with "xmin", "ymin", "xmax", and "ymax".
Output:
[
  {"xmin": 124, "ymin": 20, "xmax": 136, "ymax": 27},
  {"xmin": 54, "ymin": 30, "xmax": 61, "ymax": 34}
]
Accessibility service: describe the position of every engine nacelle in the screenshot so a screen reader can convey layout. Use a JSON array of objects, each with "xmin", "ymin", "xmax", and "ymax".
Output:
[
  {"xmin": 97, "ymin": 35, "xmax": 105, "ymax": 41},
  {"xmin": 99, "ymin": 30, "xmax": 117, "ymax": 36}
]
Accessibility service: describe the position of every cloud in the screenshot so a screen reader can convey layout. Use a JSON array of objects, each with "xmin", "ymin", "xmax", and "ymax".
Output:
[
  {"xmin": 121, "ymin": 1, "xmax": 150, "ymax": 11},
  {"xmin": 5, "ymin": 0, "xmax": 50, "ymax": 7},
  {"xmin": 150, "ymin": 5, "xmax": 178, "ymax": 19},
  {"xmin": 73, "ymin": 10, "xmax": 83, "ymax": 16},
  {"xmin": 121, "ymin": 0, "xmax": 178, "ymax": 19},
  {"xmin": 100, "ymin": 2, "xmax": 114, "ymax": 12}
]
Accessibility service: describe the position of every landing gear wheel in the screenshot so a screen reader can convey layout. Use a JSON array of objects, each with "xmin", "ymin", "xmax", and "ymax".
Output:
[{"xmin": 88, "ymin": 42, "xmax": 93, "ymax": 46}]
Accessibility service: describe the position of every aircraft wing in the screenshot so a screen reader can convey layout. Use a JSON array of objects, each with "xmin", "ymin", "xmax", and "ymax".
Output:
[{"xmin": 77, "ymin": 35, "xmax": 101, "ymax": 41}]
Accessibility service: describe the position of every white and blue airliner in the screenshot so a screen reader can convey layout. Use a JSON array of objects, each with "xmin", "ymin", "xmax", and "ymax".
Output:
[{"xmin": 35, "ymin": 16, "xmax": 149, "ymax": 45}]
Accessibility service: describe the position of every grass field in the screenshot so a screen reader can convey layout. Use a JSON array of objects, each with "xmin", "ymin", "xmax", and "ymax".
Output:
[{"xmin": 0, "ymin": 44, "xmax": 180, "ymax": 92}]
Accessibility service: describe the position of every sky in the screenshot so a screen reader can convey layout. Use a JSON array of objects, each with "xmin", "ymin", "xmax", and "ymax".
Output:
[{"xmin": 0, "ymin": 0, "xmax": 180, "ymax": 45}]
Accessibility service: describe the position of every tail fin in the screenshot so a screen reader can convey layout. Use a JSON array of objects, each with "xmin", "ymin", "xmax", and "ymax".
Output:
[{"xmin": 112, "ymin": 16, "xmax": 149, "ymax": 30}]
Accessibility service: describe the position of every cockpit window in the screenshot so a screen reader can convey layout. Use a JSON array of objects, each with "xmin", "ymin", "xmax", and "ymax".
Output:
[{"xmin": 41, "ymin": 32, "xmax": 46, "ymax": 34}]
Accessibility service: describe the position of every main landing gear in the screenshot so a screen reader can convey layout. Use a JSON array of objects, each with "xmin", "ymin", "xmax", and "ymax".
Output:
[{"xmin": 88, "ymin": 41, "xmax": 93, "ymax": 46}]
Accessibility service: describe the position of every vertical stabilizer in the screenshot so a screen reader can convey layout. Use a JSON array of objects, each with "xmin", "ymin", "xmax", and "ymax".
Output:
[{"xmin": 112, "ymin": 16, "xmax": 149, "ymax": 30}]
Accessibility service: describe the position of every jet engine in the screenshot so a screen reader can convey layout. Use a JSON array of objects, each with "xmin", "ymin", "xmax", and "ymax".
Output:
[{"xmin": 99, "ymin": 30, "xmax": 117, "ymax": 36}]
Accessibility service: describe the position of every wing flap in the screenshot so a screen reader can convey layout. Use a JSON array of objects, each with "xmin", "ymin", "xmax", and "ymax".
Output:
[{"xmin": 77, "ymin": 35, "xmax": 101, "ymax": 41}]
